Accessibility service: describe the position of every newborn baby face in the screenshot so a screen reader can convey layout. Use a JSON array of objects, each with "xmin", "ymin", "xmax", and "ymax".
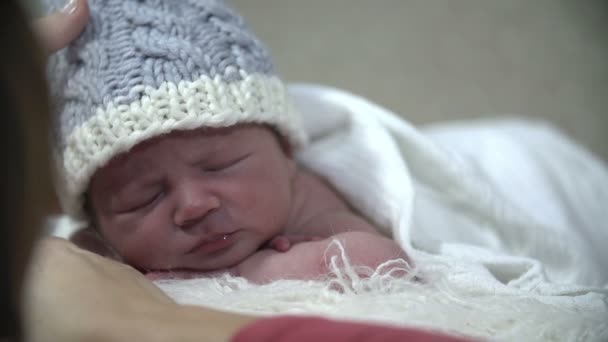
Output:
[{"xmin": 88, "ymin": 125, "xmax": 296, "ymax": 272}]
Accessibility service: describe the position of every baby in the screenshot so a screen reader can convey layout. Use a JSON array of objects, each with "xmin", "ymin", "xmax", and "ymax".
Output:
[{"xmin": 47, "ymin": 0, "xmax": 408, "ymax": 283}]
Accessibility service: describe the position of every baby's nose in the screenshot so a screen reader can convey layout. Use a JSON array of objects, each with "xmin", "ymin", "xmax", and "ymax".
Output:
[{"xmin": 173, "ymin": 183, "xmax": 220, "ymax": 230}]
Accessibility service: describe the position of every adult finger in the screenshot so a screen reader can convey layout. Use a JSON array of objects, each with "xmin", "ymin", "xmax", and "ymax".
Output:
[{"xmin": 33, "ymin": 0, "xmax": 90, "ymax": 54}]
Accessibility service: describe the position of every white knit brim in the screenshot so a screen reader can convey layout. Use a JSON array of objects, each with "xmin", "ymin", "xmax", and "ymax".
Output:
[{"xmin": 57, "ymin": 71, "xmax": 307, "ymax": 219}]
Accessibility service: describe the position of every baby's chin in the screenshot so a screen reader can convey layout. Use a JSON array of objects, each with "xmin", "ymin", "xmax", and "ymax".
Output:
[
  {"xmin": 135, "ymin": 257, "xmax": 242, "ymax": 279},
  {"xmin": 144, "ymin": 268, "xmax": 235, "ymax": 281},
  {"xmin": 138, "ymin": 237, "xmax": 263, "ymax": 279}
]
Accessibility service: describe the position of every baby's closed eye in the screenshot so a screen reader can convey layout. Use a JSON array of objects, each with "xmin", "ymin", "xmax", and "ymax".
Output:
[
  {"xmin": 201, "ymin": 152, "xmax": 252, "ymax": 173},
  {"xmin": 113, "ymin": 188, "xmax": 164, "ymax": 214}
]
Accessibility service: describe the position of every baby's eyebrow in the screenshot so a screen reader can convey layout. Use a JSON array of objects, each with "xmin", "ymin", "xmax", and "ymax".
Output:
[
  {"xmin": 183, "ymin": 144, "xmax": 238, "ymax": 166},
  {"xmin": 183, "ymin": 152, "xmax": 211, "ymax": 166}
]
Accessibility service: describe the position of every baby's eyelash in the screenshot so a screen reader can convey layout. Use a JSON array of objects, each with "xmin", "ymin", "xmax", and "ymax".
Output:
[{"xmin": 118, "ymin": 191, "xmax": 162, "ymax": 214}]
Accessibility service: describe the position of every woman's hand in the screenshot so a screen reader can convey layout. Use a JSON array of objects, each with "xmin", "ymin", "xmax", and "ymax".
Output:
[
  {"xmin": 23, "ymin": 238, "xmax": 173, "ymax": 341},
  {"xmin": 33, "ymin": 0, "xmax": 89, "ymax": 54},
  {"xmin": 22, "ymin": 238, "xmax": 255, "ymax": 341}
]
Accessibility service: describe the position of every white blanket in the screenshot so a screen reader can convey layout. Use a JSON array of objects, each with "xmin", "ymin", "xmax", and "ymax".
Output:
[
  {"xmin": 53, "ymin": 84, "xmax": 608, "ymax": 341},
  {"xmin": 291, "ymin": 84, "xmax": 608, "ymax": 290}
]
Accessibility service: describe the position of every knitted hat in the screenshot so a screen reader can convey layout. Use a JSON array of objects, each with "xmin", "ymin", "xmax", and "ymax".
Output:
[{"xmin": 46, "ymin": 0, "xmax": 307, "ymax": 220}]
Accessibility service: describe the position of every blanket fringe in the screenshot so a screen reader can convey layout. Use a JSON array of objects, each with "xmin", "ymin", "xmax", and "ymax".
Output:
[{"xmin": 156, "ymin": 241, "xmax": 608, "ymax": 342}]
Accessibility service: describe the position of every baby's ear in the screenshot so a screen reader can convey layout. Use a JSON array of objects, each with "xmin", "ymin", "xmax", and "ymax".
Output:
[
  {"xmin": 286, "ymin": 156, "xmax": 297, "ymax": 180},
  {"xmin": 278, "ymin": 137, "xmax": 298, "ymax": 177},
  {"xmin": 276, "ymin": 133, "xmax": 294, "ymax": 158},
  {"xmin": 268, "ymin": 126, "xmax": 297, "ymax": 177}
]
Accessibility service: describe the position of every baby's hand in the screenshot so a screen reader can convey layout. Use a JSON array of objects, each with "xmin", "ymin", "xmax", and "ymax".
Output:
[{"xmin": 265, "ymin": 235, "xmax": 324, "ymax": 252}]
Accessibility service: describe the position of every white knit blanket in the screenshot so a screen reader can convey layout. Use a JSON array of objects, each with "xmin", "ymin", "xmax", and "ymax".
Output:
[{"xmin": 53, "ymin": 85, "xmax": 608, "ymax": 341}]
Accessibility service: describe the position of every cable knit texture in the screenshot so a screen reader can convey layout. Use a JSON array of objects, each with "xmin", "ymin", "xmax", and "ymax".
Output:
[{"xmin": 45, "ymin": 0, "xmax": 307, "ymax": 219}]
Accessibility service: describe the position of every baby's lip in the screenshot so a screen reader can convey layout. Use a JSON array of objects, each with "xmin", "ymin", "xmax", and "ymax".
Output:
[{"xmin": 185, "ymin": 231, "xmax": 236, "ymax": 255}]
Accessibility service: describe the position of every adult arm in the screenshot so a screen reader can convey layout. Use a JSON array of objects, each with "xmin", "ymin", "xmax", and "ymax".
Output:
[
  {"xmin": 232, "ymin": 316, "xmax": 475, "ymax": 342},
  {"xmin": 23, "ymin": 238, "xmax": 255, "ymax": 342},
  {"xmin": 24, "ymin": 238, "xmax": 456, "ymax": 342}
]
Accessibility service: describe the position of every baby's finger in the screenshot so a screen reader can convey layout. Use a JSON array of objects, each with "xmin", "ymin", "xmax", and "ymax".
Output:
[{"xmin": 265, "ymin": 236, "xmax": 291, "ymax": 252}]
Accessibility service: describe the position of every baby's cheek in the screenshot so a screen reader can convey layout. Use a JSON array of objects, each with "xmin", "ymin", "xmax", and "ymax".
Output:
[
  {"xmin": 123, "ymin": 235, "xmax": 174, "ymax": 268},
  {"xmin": 120, "ymin": 241, "xmax": 160, "ymax": 267},
  {"xmin": 236, "ymin": 182, "xmax": 291, "ymax": 238},
  {"xmin": 103, "ymin": 223, "xmax": 172, "ymax": 269}
]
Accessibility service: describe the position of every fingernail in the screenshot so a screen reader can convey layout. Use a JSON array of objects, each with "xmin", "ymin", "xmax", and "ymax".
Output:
[{"xmin": 61, "ymin": 0, "xmax": 78, "ymax": 14}]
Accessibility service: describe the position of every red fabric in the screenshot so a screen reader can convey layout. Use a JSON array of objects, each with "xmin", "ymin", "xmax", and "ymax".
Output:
[{"xmin": 231, "ymin": 316, "xmax": 476, "ymax": 342}]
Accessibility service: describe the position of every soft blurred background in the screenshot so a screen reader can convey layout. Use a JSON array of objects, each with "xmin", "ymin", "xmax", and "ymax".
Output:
[{"xmin": 229, "ymin": 0, "xmax": 608, "ymax": 162}]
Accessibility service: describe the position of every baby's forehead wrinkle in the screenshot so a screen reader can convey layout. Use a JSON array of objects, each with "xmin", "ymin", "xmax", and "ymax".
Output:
[
  {"xmin": 96, "ymin": 149, "xmax": 160, "ymax": 196},
  {"xmin": 171, "ymin": 126, "xmax": 248, "ymax": 157},
  {"xmin": 101, "ymin": 125, "xmax": 237, "ymax": 175},
  {"xmin": 95, "ymin": 125, "xmax": 255, "ymax": 200}
]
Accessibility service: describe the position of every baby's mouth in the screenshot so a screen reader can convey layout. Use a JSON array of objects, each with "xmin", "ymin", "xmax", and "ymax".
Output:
[{"xmin": 186, "ymin": 233, "xmax": 234, "ymax": 255}]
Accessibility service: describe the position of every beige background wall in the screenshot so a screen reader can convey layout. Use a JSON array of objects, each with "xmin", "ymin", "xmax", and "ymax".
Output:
[{"xmin": 230, "ymin": 0, "xmax": 608, "ymax": 162}]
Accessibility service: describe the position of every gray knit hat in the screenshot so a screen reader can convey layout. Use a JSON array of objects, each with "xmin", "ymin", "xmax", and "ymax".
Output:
[{"xmin": 46, "ymin": 0, "xmax": 307, "ymax": 219}]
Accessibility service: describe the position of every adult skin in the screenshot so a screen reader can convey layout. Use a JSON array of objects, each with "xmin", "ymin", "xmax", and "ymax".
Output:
[{"xmin": 34, "ymin": 0, "xmax": 91, "ymax": 54}]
